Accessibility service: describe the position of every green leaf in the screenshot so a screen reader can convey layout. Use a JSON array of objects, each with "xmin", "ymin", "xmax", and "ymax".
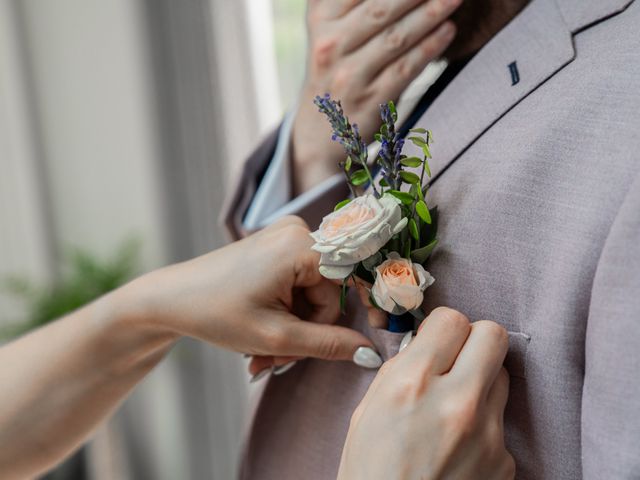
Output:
[
  {"xmin": 410, "ymin": 127, "xmax": 427, "ymax": 134},
  {"xmin": 379, "ymin": 178, "xmax": 389, "ymax": 187},
  {"xmin": 345, "ymin": 156, "xmax": 352, "ymax": 172},
  {"xmin": 410, "ymin": 239, "xmax": 438, "ymax": 264},
  {"xmin": 388, "ymin": 101, "xmax": 398, "ymax": 122},
  {"xmin": 409, "ymin": 218, "xmax": 419, "ymax": 241},
  {"xmin": 409, "ymin": 136, "xmax": 427, "ymax": 147},
  {"xmin": 400, "ymin": 157, "xmax": 422, "ymax": 168},
  {"xmin": 350, "ymin": 169, "xmax": 369, "ymax": 186},
  {"xmin": 424, "ymin": 159, "xmax": 432, "ymax": 178},
  {"xmin": 416, "ymin": 200, "xmax": 432, "ymax": 224},
  {"xmin": 334, "ymin": 199, "xmax": 352, "ymax": 211},
  {"xmin": 388, "ymin": 190, "xmax": 414, "ymax": 205},
  {"xmin": 400, "ymin": 171, "xmax": 421, "ymax": 185},
  {"xmin": 422, "ymin": 144, "xmax": 432, "ymax": 159},
  {"xmin": 374, "ymin": 133, "xmax": 382, "ymax": 142}
]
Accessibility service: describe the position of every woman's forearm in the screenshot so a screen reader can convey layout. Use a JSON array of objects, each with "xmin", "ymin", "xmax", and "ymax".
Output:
[{"xmin": 0, "ymin": 283, "xmax": 177, "ymax": 480}]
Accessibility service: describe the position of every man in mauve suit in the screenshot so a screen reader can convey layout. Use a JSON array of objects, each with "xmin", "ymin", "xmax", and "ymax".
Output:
[{"xmin": 223, "ymin": 0, "xmax": 640, "ymax": 478}]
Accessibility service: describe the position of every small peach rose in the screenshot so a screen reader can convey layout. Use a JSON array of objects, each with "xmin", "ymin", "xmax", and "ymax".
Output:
[
  {"xmin": 371, "ymin": 252, "xmax": 435, "ymax": 314},
  {"xmin": 310, "ymin": 194, "xmax": 408, "ymax": 279}
]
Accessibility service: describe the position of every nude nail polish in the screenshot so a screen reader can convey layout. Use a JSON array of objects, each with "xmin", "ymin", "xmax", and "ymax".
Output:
[
  {"xmin": 353, "ymin": 347, "xmax": 383, "ymax": 369},
  {"xmin": 399, "ymin": 331, "xmax": 414, "ymax": 353}
]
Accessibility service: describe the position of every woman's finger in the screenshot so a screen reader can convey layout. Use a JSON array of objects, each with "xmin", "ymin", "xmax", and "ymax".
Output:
[{"xmin": 448, "ymin": 320, "xmax": 509, "ymax": 398}]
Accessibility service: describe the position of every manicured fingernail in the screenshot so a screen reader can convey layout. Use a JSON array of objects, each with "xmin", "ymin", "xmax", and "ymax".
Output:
[
  {"xmin": 353, "ymin": 347, "xmax": 383, "ymax": 369},
  {"xmin": 273, "ymin": 361, "xmax": 297, "ymax": 376},
  {"xmin": 249, "ymin": 367, "xmax": 272, "ymax": 383},
  {"xmin": 399, "ymin": 331, "xmax": 415, "ymax": 353}
]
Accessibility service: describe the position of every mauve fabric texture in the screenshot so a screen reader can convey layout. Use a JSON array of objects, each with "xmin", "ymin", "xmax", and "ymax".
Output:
[{"xmin": 223, "ymin": 0, "xmax": 640, "ymax": 478}]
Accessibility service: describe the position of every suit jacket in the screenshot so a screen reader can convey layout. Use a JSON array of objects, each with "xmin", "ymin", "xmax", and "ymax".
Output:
[{"xmin": 223, "ymin": 0, "xmax": 640, "ymax": 478}]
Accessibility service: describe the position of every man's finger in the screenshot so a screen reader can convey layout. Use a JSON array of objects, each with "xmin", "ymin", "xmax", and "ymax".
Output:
[
  {"xmin": 449, "ymin": 320, "xmax": 509, "ymax": 397},
  {"xmin": 396, "ymin": 306, "xmax": 471, "ymax": 374},
  {"xmin": 352, "ymin": 0, "xmax": 461, "ymax": 80},
  {"xmin": 339, "ymin": 0, "xmax": 426, "ymax": 54},
  {"xmin": 310, "ymin": 0, "xmax": 366, "ymax": 20},
  {"xmin": 371, "ymin": 20, "xmax": 456, "ymax": 100}
]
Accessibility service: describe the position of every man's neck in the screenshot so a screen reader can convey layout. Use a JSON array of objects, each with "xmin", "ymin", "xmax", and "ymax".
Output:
[{"xmin": 445, "ymin": 0, "xmax": 532, "ymax": 61}]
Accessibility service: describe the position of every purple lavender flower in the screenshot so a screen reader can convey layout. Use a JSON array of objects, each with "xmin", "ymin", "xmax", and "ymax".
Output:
[{"xmin": 314, "ymin": 94, "xmax": 367, "ymax": 164}]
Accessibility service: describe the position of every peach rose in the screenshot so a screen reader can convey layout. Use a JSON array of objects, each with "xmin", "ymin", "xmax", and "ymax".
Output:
[
  {"xmin": 310, "ymin": 194, "xmax": 408, "ymax": 279},
  {"xmin": 371, "ymin": 253, "xmax": 435, "ymax": 314}
]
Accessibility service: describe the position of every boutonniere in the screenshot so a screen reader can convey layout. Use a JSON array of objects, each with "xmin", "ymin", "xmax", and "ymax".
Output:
[{"xmin": 310, "ymin": 94, "xmax": 438, "ymax": 332}]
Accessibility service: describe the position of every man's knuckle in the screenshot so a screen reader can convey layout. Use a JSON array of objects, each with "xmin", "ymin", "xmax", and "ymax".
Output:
[
  {"xmin": 366, "ymin": 2, "xmax": 390, "ymax": 24},
  {"xmin": 384, "ymin": 26, "xmax": 406, "ymax": 51},
  {"xmin": 311, "ymin": 37, "xmax": 339, "ymax": 71}
]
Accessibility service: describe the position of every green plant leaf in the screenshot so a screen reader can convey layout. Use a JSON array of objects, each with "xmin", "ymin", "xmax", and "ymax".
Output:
[
  {"xmin": 345, "ymin": 156, "xmax": 352, "ymax": 172},
  {"xmin": 410, "ymin": 127, "xmax": 427, "ymax": 134},
  {"xmin": 409, "ymin": 218, "xmax": 419, "ymax": 241},
  {"xmin": 400, "ymin": 157, "xmax": 423, "ymax": 168},
  {"xmin": 334, "ymin": 199, "xmax": 352, "ymax": 211},
  {"xmin": 379, "ymin": 178, "xmax": 389, "ymax": 187},
  {"xmin": 388, "ymin": 101, "xmax": 398, "ymax": 122},
  {"xmin": 410, "ymin": 239, "xmax": 438, "ymax": 264},
  {"xmin": 409, "ymin": 136, "xmax": 426, "ymax": 147},
  {"xmin": 388, "ymin": 190, "xmax": 414, "ymax": 205},
  {"xmin": 416, "ymin": 200, "xmax": 432, "ymax": 224},
  {"xmin": 424, "ymin": 159, "xmax": 432, "ymax": 178},
  {"xmin": 350, "ymin": 169, "xmax": 369, "ymax": 186},
  {"xmin": 422, "ymin": 144, "xmax": 432, "ymax": 159},
  {"xmin": 400, "ymin": 171, "xmax": 421, "ymax": 185},
  {"xmin": 374, "ymin": 133, "xmax": 382, "ymax": 142}
]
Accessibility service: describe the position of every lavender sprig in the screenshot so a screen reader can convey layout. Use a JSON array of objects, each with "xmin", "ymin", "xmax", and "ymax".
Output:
[
  {"xmin": 314, "ymin": 94, "xmax": 380, "ymax": 197},
  {"xmin": 376, "ymin": 102, "xmax": 404, "ymax": 192}
]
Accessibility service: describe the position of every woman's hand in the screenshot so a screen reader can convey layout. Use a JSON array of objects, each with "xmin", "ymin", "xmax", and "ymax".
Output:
[
  {"xmin": 292, "ymin": 0, "xmax": 461, "ymax": 194},
  {"xmin": 129, "ymin": 216, "xmax": 376, "ymax": 375},
  {"xmin": 338, "ymin": 307, "xmax": 516, "ymax": 480}
]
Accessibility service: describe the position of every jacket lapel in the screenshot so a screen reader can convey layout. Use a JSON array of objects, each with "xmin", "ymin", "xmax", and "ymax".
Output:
[{"xmin": 406, "ymin": 0, "xmax": 575, "ymax": 185}]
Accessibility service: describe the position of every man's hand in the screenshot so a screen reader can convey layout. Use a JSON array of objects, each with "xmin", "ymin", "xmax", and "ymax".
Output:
[
  {"xmin": 292, "ymin": 0, "xmax": 461, "ymax": 194},
  {"xmin": 338, "ymin": 307, "xmax": 516, "ymax": 480}
]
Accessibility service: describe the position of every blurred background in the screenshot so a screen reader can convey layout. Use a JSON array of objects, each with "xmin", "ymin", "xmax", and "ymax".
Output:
[{"xmin": 0, "ymin": 0, "xmax": 306, "ymax": 478}]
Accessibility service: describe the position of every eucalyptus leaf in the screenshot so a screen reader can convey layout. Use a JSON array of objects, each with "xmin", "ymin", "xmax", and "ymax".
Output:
[
  {"xmin": 410, "ymin": 239, "xmax": 438, "ymax": 264},
  {"xmin": 400, "ymin": 171, "xmax": 421, "ymax": 185},
  {"xmin": 334, "ymin": 199, "xmax": 352, "ymax": 211},
  {"xmin": 350, "ymin": 169, "xmax": 369, "ymax": 186},
  {"xmin": 388, "ymin": 190, "xmax": 414, "ymax": 205},
  {"xmin": 400, "ymin": 157, "xmax": 423, "ymax": 168},
  {"xmin": 409, "ymin": 218, "xmax": 419, "ymax": 241},
  {"xmin": 416, "ymin": 200, "xmax": 432, "ymax": 224}
]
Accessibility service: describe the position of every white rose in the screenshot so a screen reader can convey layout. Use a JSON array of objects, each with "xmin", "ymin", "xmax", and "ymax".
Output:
[
  {"xmin": 371, "ymin": 253, "xmax": 435, "ymax": 314},
  {"xmin": 310, "ymin": 194, "xmax": 408, "ymax": 280}
]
